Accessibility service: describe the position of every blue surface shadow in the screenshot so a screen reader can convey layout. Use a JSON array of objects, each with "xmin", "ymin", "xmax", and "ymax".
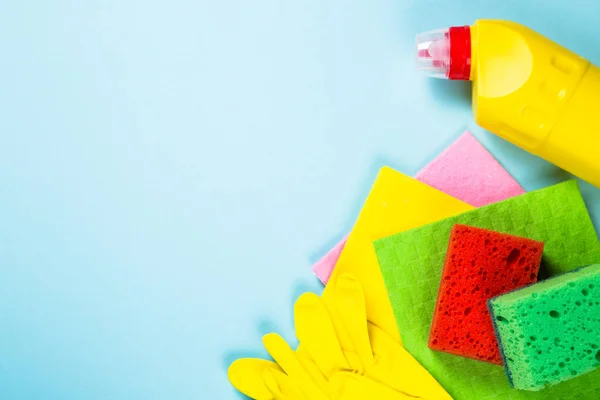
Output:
[
  {"xmin": 221, "ymin": 319, "xmax": 279, "ymax": 399},
  {"xmin": 427, "ymin": 78, "xmax": 472, "ymax": 109}
]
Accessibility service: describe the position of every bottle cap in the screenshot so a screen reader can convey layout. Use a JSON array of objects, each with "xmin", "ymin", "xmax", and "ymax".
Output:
[{"xmin": 416, "ymin": 25, "xmax": 471, "ymax": 80}]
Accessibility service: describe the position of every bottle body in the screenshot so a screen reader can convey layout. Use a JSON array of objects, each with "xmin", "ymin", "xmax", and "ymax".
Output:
[{"xmin": 471, "ymin": 20, "xmax": 600, "ymax": 187}]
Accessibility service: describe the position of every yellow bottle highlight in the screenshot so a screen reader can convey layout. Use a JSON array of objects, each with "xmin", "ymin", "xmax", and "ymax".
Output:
[{"xmin": 470, "ymin": 20, "xmax": 600, "ymax": 187}]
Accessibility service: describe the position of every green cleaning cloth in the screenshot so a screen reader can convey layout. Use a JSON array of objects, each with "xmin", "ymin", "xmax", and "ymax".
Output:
[{"xmin": 374, "ymin": 180, "xmax": 600, "ymax": 400}]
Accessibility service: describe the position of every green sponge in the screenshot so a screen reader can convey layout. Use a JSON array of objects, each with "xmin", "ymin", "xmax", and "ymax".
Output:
[
  {"xmin": 489, "ymin": 264, "xmax": 600, "ymax": 391},
  {"xmin": 374, "ymin": 180, "xmax": 600, "ymax": 399}
]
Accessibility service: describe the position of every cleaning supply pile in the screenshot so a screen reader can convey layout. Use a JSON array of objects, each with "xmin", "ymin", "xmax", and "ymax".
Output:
[
  {"xmin": 228, "ymin": 18, "xmax": 600, "ymax": 400},
  {"xmin": 228, "ymin": 131, "xmax": 600, "ymax": 399}
]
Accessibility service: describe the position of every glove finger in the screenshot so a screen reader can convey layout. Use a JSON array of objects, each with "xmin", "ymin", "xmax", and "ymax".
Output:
[
  {"xmin": 294, "ymin": 292, "xmax": 349, "ymax": 377},
  {"xmin": 262, "ymin": 369, "xmax": 288, "ymax": 400},
  {"xmin": 262, "ymin": 333, "xmax": 329, "ymax": 400},
  {"xmin": 228, "ymin": 358, "xmax": 278, "ymax": 400},
  {"xmin": 296, "ymin": 346, "xmax": 330, "ymax": 393},
  {"xmin": 368, "ymin": 324, "xmax": 453, "ymax": 400},
  {"xmin": 329, "ymin": 373, "xmax": 419, "ymax": 400},
  {"xmin": 322, "ymin": 268, "xmax": 369, "ymax": 373},
  {"xmin": 333, "ymin": 274, "xmax": 374, "ymax": 367},
  {"xmin": 263, "ymin": 368, "xmax": 309, "ymax": 400}
]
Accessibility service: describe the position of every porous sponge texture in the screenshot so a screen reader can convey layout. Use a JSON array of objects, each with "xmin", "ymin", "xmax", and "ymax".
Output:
[
  {"xmin": 375, "ymin": 180, "xmax": 600, "ymax": 399},
  {"xmin": 430, "ymin": 225, "xmax": 543, "ymax": 365},
  {"xmin": 490, "ymin": 264, "xmax": 600, "ymax": 391}
]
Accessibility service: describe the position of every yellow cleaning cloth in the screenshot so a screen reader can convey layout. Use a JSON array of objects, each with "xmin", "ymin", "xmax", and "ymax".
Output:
[{"xmin": 322, "ymin": 167, "xmax": 473, "ymax": 342}]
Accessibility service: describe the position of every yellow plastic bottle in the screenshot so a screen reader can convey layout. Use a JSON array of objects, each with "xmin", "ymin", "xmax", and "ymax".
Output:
[{"xmin": 416, "ymin": 20, "xmax": 600, "ymax": 187}]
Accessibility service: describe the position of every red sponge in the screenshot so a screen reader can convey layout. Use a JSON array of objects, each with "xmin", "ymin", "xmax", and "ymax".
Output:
[{"xmin": 429, "ymin": 224, "xmax": 544, "ymax": 365}]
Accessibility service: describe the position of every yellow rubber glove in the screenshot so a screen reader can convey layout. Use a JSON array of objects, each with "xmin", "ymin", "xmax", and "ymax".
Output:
[
  {"xmin": 295, "ymin": 274, "xmax": 452, "ymax": 400},
  {"xmin": 228, "ymin": 333, "xmax": 330, "ymax": 400},
  {"xmin": 228, "ymin": 273, "xmax": 452, "ymax": 400},
  {"xmin": 230, "ymin": 358, "xmax": 417, "ymax": 400},
  {"xmin": 329, "ymin": 373, "xmax": 422, "ymax": 400},
  {"xmin": 228, "ymin": 359, "xmax": 309, "ymax": 400},
  {"xmin": 228, "ymin": 358, "xmax": 283, "ymax": 400}
]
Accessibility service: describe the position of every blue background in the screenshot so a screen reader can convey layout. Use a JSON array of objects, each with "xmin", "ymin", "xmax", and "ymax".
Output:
[{"xmin": 0, "ymin": 0, "xmax": 599, "ymax": 398}]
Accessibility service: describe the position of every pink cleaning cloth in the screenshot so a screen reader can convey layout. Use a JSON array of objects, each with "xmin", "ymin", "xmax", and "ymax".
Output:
[
  {"xmin": 313, "ymin": 131, "xmax": 525, "ymax": 285},
  {"xmin": 415, "ymin": 132, "xmax": 525, "ymax": 207},
  {"xmin": 313, "ymin": 233, "xmax": 349, "ymax": 284}
]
